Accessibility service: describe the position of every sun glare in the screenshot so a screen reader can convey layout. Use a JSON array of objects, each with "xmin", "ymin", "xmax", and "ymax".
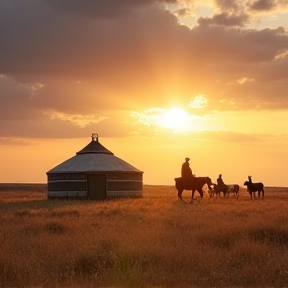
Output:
[
  {"xmin": 157, "ymin": 108, "xmax": 189, "ymax": 131},
  {"xmin": 132, "ymin": 107, "xmax": 198, "ymax": 132}
]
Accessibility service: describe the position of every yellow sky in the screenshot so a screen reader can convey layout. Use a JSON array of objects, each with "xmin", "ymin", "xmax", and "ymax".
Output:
[
  {"xmin": 0, "ymin": 0, "xmax": 288, "ymax": 187},
  {"xmin": 1, "ymin": 108, "xmax": 287, "ymax": 187}
]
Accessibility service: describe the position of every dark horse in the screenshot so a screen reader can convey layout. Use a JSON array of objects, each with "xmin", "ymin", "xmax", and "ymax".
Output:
[
  {"xmin": 213, "ymin": 184, "xmax": 228, "ymax": 197},
  {"xmin": 244, "ymin": 175, "xmax": 264, "ymax": 199},
  {"xmin": 174, "ymin": 177, "xmax": 213, "ymax": 203}
]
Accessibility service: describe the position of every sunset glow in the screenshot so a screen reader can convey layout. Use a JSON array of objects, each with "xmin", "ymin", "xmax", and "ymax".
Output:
[{"xmin": 0, "ymin": 0, "xmax": 287, "ymax": 187}]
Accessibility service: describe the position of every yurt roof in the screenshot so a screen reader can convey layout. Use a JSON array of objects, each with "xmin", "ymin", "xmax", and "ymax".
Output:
[
  {"xmin": 47, "ymin": 133, "xmax": 143, "ymax": 174},
  {"xmin": 76, "ymin": 136, "xmax": 114, "ymax": 155}
]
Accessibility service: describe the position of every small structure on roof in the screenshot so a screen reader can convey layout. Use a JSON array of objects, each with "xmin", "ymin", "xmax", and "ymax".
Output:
[{"xmin": 46, "ymin": 133, "xmax": 143, "ymax": 200}]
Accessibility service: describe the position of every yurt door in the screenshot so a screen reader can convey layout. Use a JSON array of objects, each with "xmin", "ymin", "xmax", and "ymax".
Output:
[{"xmin": 87, "ymin": 174, "xmax": 107, "ymax": 200}]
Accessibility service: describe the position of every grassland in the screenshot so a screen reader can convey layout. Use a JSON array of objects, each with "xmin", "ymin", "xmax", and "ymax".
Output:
[{"xmin": 1, "ymin": 184, "xmax": 288, "ymax": 288}]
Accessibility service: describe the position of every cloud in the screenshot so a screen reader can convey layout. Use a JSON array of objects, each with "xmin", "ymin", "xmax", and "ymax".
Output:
[
  {"xmin": 249, "ymin": 0, "xmax": 278, "ymax": 12},
  {"xmin": 0, "ymin": 137, "xmax": 32, "ymax": 146},
  {"xmin": 0, "ymin": 114, "xmax": 133, "ymax": 139},
  {"xmin": 45, "ymin": 0, "xmax": 180, "ymax": 19},
  {"xmin": 0, "ymin": 0, "xmax": 288, "ymax": 139},
  {"xmin": 214, "ymin": 0, "xmax": 288, "ymax": 14},
  {"xmin": 214, "ymin": 0, "xmax": 243, "ymax": 13},
  {"xmin": 197, "ymin": 12, "xmax": 249, "ymax": 27},
  {"xmin": 45, "ymin": 0, "xmax": 152, "ymax": 19}
]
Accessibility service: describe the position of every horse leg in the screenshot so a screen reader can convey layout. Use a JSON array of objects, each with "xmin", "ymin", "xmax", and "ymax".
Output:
[
  {"xmin": 178, "ymin": 189, "xmax": 184, "ymax": 201},
  {"xmin": 199, "ymin": 189, "xmax": 204, "ymax": 199},
  {"xmin": 190, "ymin": 190, "xmax": 195, "ymax": 203}
]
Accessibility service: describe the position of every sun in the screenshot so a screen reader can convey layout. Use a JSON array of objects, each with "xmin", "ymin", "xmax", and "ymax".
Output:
[
  {"xmin": 157, "ymin": 108, "xmax": 190, "ymax": 131},
  {"xmin": 131, "ymin": 107, "xmax": 192, "ymax": 132}
]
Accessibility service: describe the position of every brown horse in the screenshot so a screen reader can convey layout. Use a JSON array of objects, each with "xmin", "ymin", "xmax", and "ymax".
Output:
[{"xmin": 174, "ymin": 176, "xmax": 213, "ymax": 203}]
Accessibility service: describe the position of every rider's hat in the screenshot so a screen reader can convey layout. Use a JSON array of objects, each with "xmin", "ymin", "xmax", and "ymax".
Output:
[{"xmin": 185, "ymin": 157, "xmax": 190, "ymax": 161}]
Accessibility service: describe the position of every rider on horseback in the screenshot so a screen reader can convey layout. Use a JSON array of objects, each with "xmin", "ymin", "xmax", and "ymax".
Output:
[
  {"xmin": 181, "ymin": 157, "xmax": 194, "ymax": 179},
  {"xmin": 217, "ymin": 174, "xmax": 225, "ymax": 186}
]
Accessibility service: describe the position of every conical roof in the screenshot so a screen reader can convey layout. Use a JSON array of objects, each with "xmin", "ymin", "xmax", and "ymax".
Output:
[
  {"xmin": 47, "ymin": 133, "xmax": 142, "ymax": 174},
  {"xmin": 76, "ymin": 134, "xmax": 114, "ymax": 155}
]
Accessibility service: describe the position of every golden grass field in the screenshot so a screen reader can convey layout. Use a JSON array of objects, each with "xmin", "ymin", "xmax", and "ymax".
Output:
[{"xmin": 1, "ymin": 184, "xmax": 288, "ymax": 288}]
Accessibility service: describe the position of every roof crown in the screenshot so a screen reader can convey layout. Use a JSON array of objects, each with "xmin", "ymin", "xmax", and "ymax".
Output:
[{"xmin": 76, "ymin": 133, "xmax": 114, "ymax": 155}]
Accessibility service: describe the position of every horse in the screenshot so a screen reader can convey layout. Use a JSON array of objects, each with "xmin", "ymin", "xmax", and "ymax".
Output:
[
  {"xmin": 174, "ymin": 176, "xmax": 213, "ymax": 203},
  {"xmin": 213, "ymin": 184, "xmax": 240, "ymax": 198},
  {"xmin": 244, "ymin": 175, "xmax": 264, "ymax": 199},
  {"xmin": 226, "ymin": 184, "xmax": 240, "ymax": 198},
  {"xmin": 213, "ymin": 184, "xmax": 228, "ymax": 197}
]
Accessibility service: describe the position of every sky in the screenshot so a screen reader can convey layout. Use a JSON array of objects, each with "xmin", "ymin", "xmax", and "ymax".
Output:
[{"xmin": 0, "ymin": 0, "xmax": 288, "ymax": 187}]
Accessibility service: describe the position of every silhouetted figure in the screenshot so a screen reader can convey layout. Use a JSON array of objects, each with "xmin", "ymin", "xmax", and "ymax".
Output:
[
  {"xmin": 181, "ymin": 157, "xmax": 193, "ymax": 179},
  {"xmin": 214, "ymin": 174, "xmax": 228, "ymax": 197},
  {"xmin": 217, "ymin": 174, "xmax": 225, "ymax": 186},
  {"xmin": 244, "ymin": 175, "xmax": 264, "ymax": 199}
]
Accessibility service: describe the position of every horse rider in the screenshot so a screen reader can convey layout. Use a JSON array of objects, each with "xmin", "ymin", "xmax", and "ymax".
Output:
[
  {"xmin": 217, "ymin": 174, "xmax": 225, "ymax": 186},
  {"xmin": 181, "ymin": 157, "xmax": 193, "ymax": 179}
]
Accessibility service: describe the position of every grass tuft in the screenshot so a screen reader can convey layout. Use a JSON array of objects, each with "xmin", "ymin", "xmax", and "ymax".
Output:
[
  {"xmin": 248, "ymin": 226, "xmax": 288, "ymax": 247},
  {"xmin": 43, "ymin": 221, "xmax": 66, "ymax": 234}
]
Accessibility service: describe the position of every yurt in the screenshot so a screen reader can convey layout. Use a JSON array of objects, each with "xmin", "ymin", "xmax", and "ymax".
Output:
[{"xmin": 47, "ymin": 133, "xmax": 143, "ymax": 200}]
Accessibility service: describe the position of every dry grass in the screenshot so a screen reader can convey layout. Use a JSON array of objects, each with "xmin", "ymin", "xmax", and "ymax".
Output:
[{"xmin": 1, "ymin": 184, "xmax": 288, "ymax": 287}]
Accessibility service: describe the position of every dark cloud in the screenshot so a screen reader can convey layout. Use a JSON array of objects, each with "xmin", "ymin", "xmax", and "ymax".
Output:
[
  {"xmin": 214, "ymin": 0, "xmax": 243, "ymax": 13},
  {"xmin": 197, "ymin": 12, "xmax": 249, "ymax": 27},
  {"xmin": 248, "ymin": 0, "xmax": 288, "ymax": 13},
  {"xmin": 45, "ymin": 0, "xmax": 177, "ymax": 19},
  {"xmin": 215, "ymin": 0, "xmax": 288, "ymax": 14},
  {"xmin": 45, "ymin": 0, "xmax": 151, "ymax": 19},
  {"xmin": 0, "ymin": 0, "xmax": 184, "ymax": 80},
  {"xmin": 249, "ymin": 0, "xmax": 277, "ymax": 11}
]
